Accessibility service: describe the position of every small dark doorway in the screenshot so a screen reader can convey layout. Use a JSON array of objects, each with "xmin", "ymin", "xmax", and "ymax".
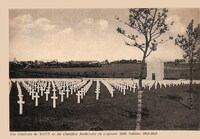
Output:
[{"xmin": 152, "ymin": 73, "xmax": 156, "ymax": 80}]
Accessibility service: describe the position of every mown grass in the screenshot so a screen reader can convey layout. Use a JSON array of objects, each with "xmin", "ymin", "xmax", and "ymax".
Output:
[
  {"xmin": 10, "ymin": 63, "xmax": 200, "ymax": 79},
  {"xmin": 10, "ymin": 80, "xmax": 200, "ymax": 131}
]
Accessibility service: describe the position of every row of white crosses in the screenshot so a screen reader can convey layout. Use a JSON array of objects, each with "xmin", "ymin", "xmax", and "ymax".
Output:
[
  {"xmin": 51, "ymin": 81, "xmax": 58, "ymax": 108},
  {"xmin": 22, "ymin": 80, "xmax": 42, "ymax": 106},
  {"xmin": 10, "ymin": 78, "xmax": 200, "ymax": 115},
  {"xmin": 95, "ymin": 80, "xmax": 101, "ymax": 100},
  {"xmin": 141, "ymin": 79, "xmax": 191, "ymax": 90},
  {"xmin": 46, "ymin": 80, "xmax": 86, "ymax": 107},
  {"xmin": 12, "ymin": 78, "xmax": 195, "ymax": 94},
  {"xmin": 121, "ymin": 80, "xmax": 137, "ymax": 93},
  {"xmin": 101, "ymin": 80, "xmax": 114, "ymax": 97},
  {"xmin": 18, "ymin": 79, "xmax": 86, "ymax": 109},
  {"xmin": 22, "ymin": 79, "xmax": 92, "ymax": 106},
  {"xmin": 16, "ymin": 81, "xmax": 25, "ymax": 115},
  {"xmin": 109, "ymin": 81, "xmax": 123, "ymax": 94},
  {"xmin": 76, "ymin": 80, "xmax": 93, "ymax": 103},
  {"xmin": 44, "ymin": 81, "xmax": 51, "ymax": 101},
  {"xmin": 72, "ymin": 80, "xmax": 88, "ymax": 103},
  {"xmin": 98, "ymin": 79, "xmax": 138, "ymax": 97},
  {"xmin": 109, "ymin": 80, "xmax": 131, "ymax": 95},
  {"xmin": 101, "ymin": 78, "xmax": 193, "ymax": 95},
  {"xmin": 108, "ymin": 79, "xmax": 192, "ymax": 92}
]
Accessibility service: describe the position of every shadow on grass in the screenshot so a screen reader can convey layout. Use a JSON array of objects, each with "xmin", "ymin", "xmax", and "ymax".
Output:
[
  {"xmin": 120, "ymin": 107, "xmax": 149, "ymax": 119},
  {"xmin": 186, "ymin": 89, "xmax": 198, "ymax": 94},
  {"xmin": 160, "ymin": 95, "xmax": 191, "ymax": 110}
]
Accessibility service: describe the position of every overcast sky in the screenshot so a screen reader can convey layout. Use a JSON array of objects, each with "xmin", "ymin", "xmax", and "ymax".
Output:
[{"xmin": 9, "ymin": 8, "xmax": 200, "ymax": 62}]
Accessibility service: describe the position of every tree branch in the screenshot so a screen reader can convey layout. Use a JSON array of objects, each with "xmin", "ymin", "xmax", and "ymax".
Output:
[
  {"xmin": 116, "ymin": 16, "xmax": 141, "ymax": 33},
  {"xmin": 145, "ymin": 49, "xmax": 153, "ymax": 58},
  {"xmin": 124, "ymin": 40, "xmax": 145, "ymax": 52}
]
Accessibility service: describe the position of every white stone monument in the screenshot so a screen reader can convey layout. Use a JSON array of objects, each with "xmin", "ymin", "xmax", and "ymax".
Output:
[{"xmin": 146, "ymin": 58, "xmax": 164, "ymax": 80}]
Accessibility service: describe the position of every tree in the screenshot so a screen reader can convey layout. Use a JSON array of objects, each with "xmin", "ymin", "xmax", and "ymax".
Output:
[
  {"xmin": 175, "ymin": 20, "xmax": 200, "ymax": 110},
  {"xmin": 116, "ymin": 8, "xmax": 173, "ymax": 130}
]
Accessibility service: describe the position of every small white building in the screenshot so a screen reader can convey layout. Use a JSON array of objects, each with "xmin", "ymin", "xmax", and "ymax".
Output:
[{"xmin": 146, "ymin": 58, "xmax": 164, "ymax": 80}]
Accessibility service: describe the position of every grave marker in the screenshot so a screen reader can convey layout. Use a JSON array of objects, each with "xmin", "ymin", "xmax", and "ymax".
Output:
[
  {"xmin": 17, "ymin": 98, "xmax": 25, "ymax": 115},
  {"xmin": 34, "ymin": 92, "xmax": 40, "ymax": 106},
  {"xmin": 51, "ymin": 92, "xmax": 58, "ymax": 108}
]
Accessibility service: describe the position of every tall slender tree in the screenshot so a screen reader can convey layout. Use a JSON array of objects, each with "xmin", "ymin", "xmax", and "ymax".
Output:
[
  {"xmin": 116, "ymin": 8, "xmax": 173, "ymax": 130},
  {"xmin": 175, "ymin": 20, "xmax": 200, "ymax": 110}
]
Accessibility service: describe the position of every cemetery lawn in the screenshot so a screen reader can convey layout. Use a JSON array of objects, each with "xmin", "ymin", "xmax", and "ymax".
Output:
[
  {"xmin": 10, "ymin": 82, "xmax": 200, "ymax": 131},
  {"xmin": 10, "ymin": 63, "xmax": 200, "ymax": 79}
]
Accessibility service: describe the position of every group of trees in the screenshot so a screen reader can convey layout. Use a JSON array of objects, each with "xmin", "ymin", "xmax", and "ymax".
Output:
[
  {"xmin": 116, "ymin": 8, "xmax": 200, "ymax": 130},
  {"xmin": 111, "ymin": 59, "xmax": 140, "ymax": 64},
  {"xmin": 175, "ymin": 20, "xmax": 200, "ymax": 110},
  {"xmin": 10, "ymin": 61, "xmax": 103, "ymax": 69}
]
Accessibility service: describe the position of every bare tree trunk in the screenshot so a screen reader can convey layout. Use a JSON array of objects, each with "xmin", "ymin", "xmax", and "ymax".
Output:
[
  {"xmin": 135, "ymin": 55, "xmax": 146, "ymax": 130},
  {"xmin": 139, "ymin": 56, "xmax": 146, "ymax": 88},
  {"xmin": 189, "ymin": 59, "xmax": 193, "ymax": 110}
]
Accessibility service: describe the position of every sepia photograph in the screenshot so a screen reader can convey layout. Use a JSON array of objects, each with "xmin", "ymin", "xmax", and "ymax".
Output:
[{"xmin": 9, "ymin": 8, "xmax": 200, "ymax": 131}]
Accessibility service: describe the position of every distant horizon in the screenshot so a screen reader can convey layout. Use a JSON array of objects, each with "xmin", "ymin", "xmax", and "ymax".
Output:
[{"xmin": 9, "ymin": 58, "xmax": 186, "ymax": 63}]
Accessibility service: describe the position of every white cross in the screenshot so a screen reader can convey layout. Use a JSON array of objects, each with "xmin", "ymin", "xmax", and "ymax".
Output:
[
  {"xmin": 70, "ymin": 86, "xmax": 74, "ymax": 95},
  {"xmin": 17, "ymin": 98, "xmax": 25, "ymax": 115},
  {"xmin": 79, "ymin": 89, "xmax": 84, "ymax": 99},
  {"xmin": 51, "ymin": 92, "xmax": 58, "ymax": 108},
  {"xmin": 40, "ymin": 86, "xmax": 45, "ymax": 96},
  {"xmin": 82, "ymin": 88, "xmax": 86, "ymax": 96},
  {"xmin": 73, "ymin": 84, "xmax": 76, "ymax": 92},
  {"xmin": 28, "ymin": 85, "xmax": 32, "ymax": 92},
  {"xmin": 122, "ymin": 86, "xmax": 126, "ymax": 95},
  {"xmin": 31, "ymin": 89, "xmax": 35, "ymax": 100},
  {"xmin": 133, "ymin": 84, "xmax": 136, "ymax": 93},
  {"xmin": 129, "ymin": 84, "xmax": 132, "ymax": 91},
  {"xmin": 76, "ymin": 91, "xmax": 82, "ymax": 103},
  {"xmin": 110, "ymin": 90, "xmax": 114, "ymax": 97},
  {"xmin": 120, "ymin": 84, "xmax": 123, "ymax": 92},
  {"xmin": 59, "ymin": 90, "xmax": 65, "ymax": 102},
  {"xmin": 66, "ymin": 87, "xmax": 70, "ymax": 98},
  {"xmin": 95, "ymin": 89, "xmax": 100, "ymax": 100},
  {"xmin": 44, "ymin": 89, "xmax": 50, "ymax": 101},
  {"xmin": 37, "ymin": 85, "xmax": 40, "ymax": 93},
  {"xmin": 34, "ymin": 92, "xmax": 40, "ymax": 106}
]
